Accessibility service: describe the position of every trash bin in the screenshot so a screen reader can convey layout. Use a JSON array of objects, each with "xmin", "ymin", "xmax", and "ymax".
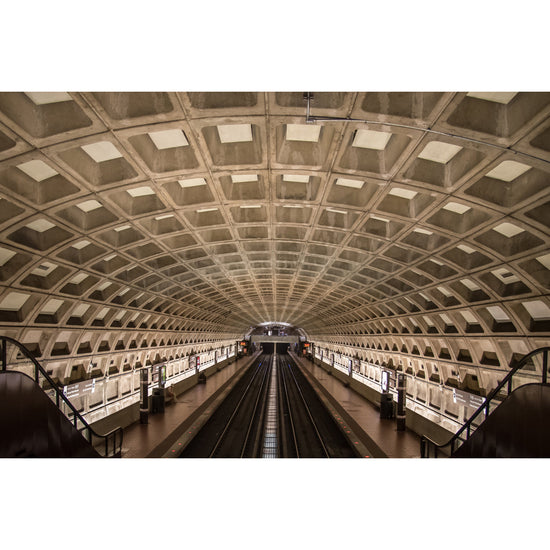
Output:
[
  {"xmin": 380, "ymin": 393, "xmax": 394, "ymax": 419},
  {"xmin": 152, "ymin": 388, "xmax": 165, "ymax": 413}
]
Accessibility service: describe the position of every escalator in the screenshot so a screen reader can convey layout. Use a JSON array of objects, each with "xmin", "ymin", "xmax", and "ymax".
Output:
[
  {"xmin": 453, "ymin": 383, "xmax": 550, "ymax": 458},
  {"xmin": 0, "ymin": 336, "xmax": 122, "ymax": 458},
  {"xmin": 421, "ymin": 347, "xmax": 550, "ymax": 458},
  {"xmin": 0, "ymin": 371, "xmax": 100, "ymax": 457}
]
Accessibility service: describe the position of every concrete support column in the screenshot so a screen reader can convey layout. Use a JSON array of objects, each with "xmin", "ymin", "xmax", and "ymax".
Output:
[
  {"xmin": 397, "ymin": 373, "xmax": 407, "ymax": 431},
  {"xmin": 139, "ymin": 368, "xmax": 149, "ymax": 424}
]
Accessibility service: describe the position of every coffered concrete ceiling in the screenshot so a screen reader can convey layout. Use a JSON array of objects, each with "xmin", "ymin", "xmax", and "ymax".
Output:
[{"xmin": 0, "ymin": 92, "xmax": 549, "ymax": 359}]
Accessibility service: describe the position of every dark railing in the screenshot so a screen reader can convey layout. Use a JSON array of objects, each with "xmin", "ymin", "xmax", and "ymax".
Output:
[
  {"xmin": 0, "ymin": 336, "xmax": 123, "ymax": 457},
  {"xmin": 420, "ymin": 346, "xmax": 550, "ymax": 458}
]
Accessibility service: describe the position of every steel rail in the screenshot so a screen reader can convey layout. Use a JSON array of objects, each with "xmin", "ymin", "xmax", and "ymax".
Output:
[
  {"xmin": 239, "ymin": 356, "xmax": 272, "ymax": 457},
  {"xmin": 284, "ymin": 358, "xmax": 330, "ymax": 457},
  {"xmin": 278, "ymin": 354, "xmax": 300, "ymax": 457},
  {"xmin": 208, "ymin": 354, "xmax": 271, "ymax": 458}
]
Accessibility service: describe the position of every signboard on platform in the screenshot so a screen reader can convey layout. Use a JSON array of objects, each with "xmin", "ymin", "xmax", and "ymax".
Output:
[
  {"xmin": 381, "ymin": 370, "xmax": 389, "ymax": 393},
  {"xmin": 452, "ymin": 388, "xmax": 486, "ymax": 409},
  {"xmin": 381, "ymin": 370, "xmax": 397, "ymax": 391},
  {"xmin": 63, "ymin": 378, "xmax": 96, "ymax": 399},
  {"xmin": 152, "ymin": 364, "xmax": 166, "ymax": 387}
]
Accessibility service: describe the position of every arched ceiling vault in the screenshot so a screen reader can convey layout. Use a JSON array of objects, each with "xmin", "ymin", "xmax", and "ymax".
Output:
[{"xmin": 0, "ymin": 92, "xmax": 549, "ymax": 357}]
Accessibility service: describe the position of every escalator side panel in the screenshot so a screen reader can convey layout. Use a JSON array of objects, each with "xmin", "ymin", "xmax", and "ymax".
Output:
[
  {"xmin": 0, "ymin": 371, "xmax": 100, "ymax": 458},
  {"xmin": 453, "ymin": 383, "xmax": 550, "ymax": 458}
]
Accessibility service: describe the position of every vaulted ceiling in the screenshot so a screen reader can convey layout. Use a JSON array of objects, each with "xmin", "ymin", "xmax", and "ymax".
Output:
[{"xmin": 0, "ymin": 92, "xmax": 549, "ymax": 351}]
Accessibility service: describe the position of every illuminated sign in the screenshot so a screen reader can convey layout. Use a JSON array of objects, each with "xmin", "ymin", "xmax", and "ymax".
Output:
[
  {"xmin": 381, "ymin": 371, "xmax": 389, "ymax": 393},
  {"xmin": 152, "ymin": 364, "xmax": 166, "ymax": 386},
  {"xmin": 63, "ymin": 378, "xmax": 96, "ymax": 399},
  {"xmin": 452, "ymin": 388, "xmax": 485, "ymax": 409}
]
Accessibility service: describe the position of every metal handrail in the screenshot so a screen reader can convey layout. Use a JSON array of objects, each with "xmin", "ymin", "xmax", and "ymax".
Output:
[
  {"xmin": 420, "ymin": 346, "xmax": 550, "ymax": 457},
  {"xmin": 0, "ymin": 336, "xmax": 123, "ymax": 458}
]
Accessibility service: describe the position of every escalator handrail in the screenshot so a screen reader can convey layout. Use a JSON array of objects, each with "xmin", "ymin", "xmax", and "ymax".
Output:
[
  {"xmin": 0, "ymin": 336, "xmax": 123, "ymax": 457},
  {"xmin": 420, "ymin": 346, "xmax": 550, "ymax": 457}
]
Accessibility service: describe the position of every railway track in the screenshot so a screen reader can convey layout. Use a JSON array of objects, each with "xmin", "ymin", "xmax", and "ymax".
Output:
[
  {"xmin": 180, "ymin": 353, "xmax": 272, "ymax": 458},
  {"xmin": 179, "ymin": 352, "xmax": 358, "ymax": 458},
  {"xmin": 278, "ymin": 355, "xmax": 357, "ymax": 458}
]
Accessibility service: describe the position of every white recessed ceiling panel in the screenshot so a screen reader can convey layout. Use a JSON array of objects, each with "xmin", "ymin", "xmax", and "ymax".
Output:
[
  {"xmin": 326, "ymin": 207, "xmax": 348, "ymax": 215},
  {"xmin": 283, "ymin": 174, "xmax": 310, "ymax": 183},
  {"xmin": 72, "ymin": 240, "xmax": 91, "ymax": 250},
  {"xmin": 25, "ymin": 92, "xmax": 72, "ymax": 105},
  {"xmin": 231, "ymin": 175, "xmax": 258, "ymax": 183},
  {"xmin": 31, "ymin": 262, "xmax": 57, "ymax": 276},
  {"xmin": 389, "ymin": 188, "xmax": 417, "ymax": 200},
  {"xmin": 26, "ymin": 219, "xmax": 55, "ymax": 233},
  {"xmin": 485, "ymin": 160, "xmax": 531, "ymax": 182},
  {"xmin": 286, "ymin": 124, "xmax": 321, "ymax": 142},
  {"xmin": 81, "ymin": 141, "xmax": 123, "ymax": 163},
  {"xmin": 76, "ymin": 200, "xmax": 103, "ymax": 212},
  {"xmin": 127, "ymin": 186, "xmax": 155, "ymax": 197},
  {"xmin": 179, "ymin": 178, "xmax": 207, "ymax": 188},
  {"xmin": 457, "ymin": 244, "xmax": 476, "ymax": 254},
  {"xmin": 487, "ymin": 305, "xmax": 511, "ymax": 321},
  {"xmin": 523, "ymin": 300, "xmax": 550, "ymax": 320},
  {"xmin": 17, "ymin": 160, "xmax": 58, "ymax": 182},
  {"xmin": 148, "ymin": 129, "xmax": 189, "ymax": 150},
  {"xmin": 217, "ymin": 124, "xmax": 253, "ymax": 143},
  {"xmin": 69, "ymin": 273, "xmax": 89, "ymax": 284},
  {"xmin": 352, "ymin": 129, "xmax": 392, "ymax": 150},
  {"xmin": 0, "ymin": 248, "xmax": 16, "ymax": 266},
  {"xmin": 0, "ymin": 292, "xmax": 30, "ymax": 311},
  {"xmin": 335, "ymin": 178, "xmax": 364, "ymax": 189},
  {"xmin": 41, "ymin": 298, "xmax": 64, "ymax": 315},
  {"xmin": 461, "ymin": 278, "xmax": 481, "ymax": 291},
  {"xmin": 493, "ymin": 222, "xmax": 524, "ymax": 238},
  {"xmin": 443, "ymin": 202, "xmax": 471, "ymax": 214},
  {"xmin": 417, "ymin": 141, "xmax": 463, "ymax": 164},
  {"xmin": 467, "ymin": 92, "xmax": 517, "ymax": 104},
  {"xmin": 536, "ymin": 254, "xmax": 550, "ymax": 270}
]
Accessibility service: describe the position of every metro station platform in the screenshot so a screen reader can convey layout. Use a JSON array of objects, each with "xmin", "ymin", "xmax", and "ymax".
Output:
[{"xmin": 121, "ymin": 351, "xmax": 421, "ymax": 458}]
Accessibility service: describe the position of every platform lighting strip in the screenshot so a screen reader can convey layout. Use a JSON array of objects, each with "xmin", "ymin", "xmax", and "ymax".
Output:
[{"xmin": 262, "ymin": 353, "xmax": 278, "ymax": 458}]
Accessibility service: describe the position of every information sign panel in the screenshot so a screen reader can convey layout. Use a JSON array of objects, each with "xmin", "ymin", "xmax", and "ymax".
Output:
[
  {"xmin": 452, "ymin": 388, "xmax": 486, "ymax": 409},
  {"xmin": 63, "ymin": 378, "xmax": 96, "ymax": 399},
  {"xmin": 381, "ymin": 370, "xmax": 389, "ymax": 393}
]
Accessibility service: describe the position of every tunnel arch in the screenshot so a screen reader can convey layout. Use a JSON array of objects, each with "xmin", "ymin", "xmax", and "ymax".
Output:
[{"xmin": 0, "ymin": 91, "xmax": 548, "ymax": 407}]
